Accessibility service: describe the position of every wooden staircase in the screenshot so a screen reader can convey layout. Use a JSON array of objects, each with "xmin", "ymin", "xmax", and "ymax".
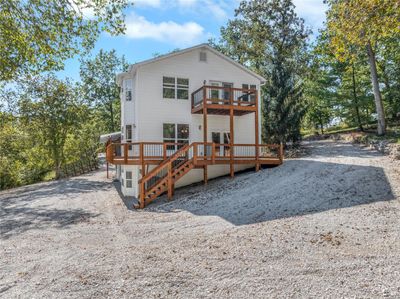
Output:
[{"xmin": 136, "ymin": 143, "xmax": 196, "ymax": 208}]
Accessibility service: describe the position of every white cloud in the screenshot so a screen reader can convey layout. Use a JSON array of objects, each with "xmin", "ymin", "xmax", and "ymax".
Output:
[
  {"xmin": 132, "ymin": 0, "xmax": 228, "ymax": 21},
  {"xmin": 134, "ymin": 0, "xmax": 161, "ymax": 7},
  {"xmin": 292, "ymin": 0, "xmax": 328, "ymax": 32},
  {"xmin": 177, "ymin": 0, "xmax": 197, "ymax": 6},
  {"xmin": 204, "ymin": 0, "xmax": 228, "ymax": 21},
  {"xmin": 125, "ymin": 13, "xmax": 205, "ymax": 46}
]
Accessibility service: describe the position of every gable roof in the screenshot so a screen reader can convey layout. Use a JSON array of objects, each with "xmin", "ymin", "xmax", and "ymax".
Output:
[{"xmin": 119, "ymin": 44, "xmax": 266, "ymax": 83}]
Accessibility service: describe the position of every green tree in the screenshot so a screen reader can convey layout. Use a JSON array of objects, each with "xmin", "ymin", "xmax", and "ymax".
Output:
[
  {"xmin": 0, "ymin": 0, "xmax": 130, "ymax": 82},
  {"xmin": 80, "ymin": 49, "xmax": 128, "ymax": 132},
  {"xmin": 326, "ymin": 0, "xmax": 400, "ymax": 135},
  {"xmin": 19, "ymin": 75, "xmax": 87, "ymax": 179},
  {"xmin": 213, "ymin": 0, "xmax": 310, "ymax": 144}
]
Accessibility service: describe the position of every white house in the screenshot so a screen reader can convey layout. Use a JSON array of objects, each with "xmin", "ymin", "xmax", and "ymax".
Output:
[{"xmin": 106, "ymin": 44, "xmax": 283, "ymax": 208}]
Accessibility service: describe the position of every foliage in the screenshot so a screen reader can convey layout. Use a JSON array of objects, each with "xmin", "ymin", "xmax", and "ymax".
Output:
[
  {"xmin": 18, "ymin": 75, "xmax": 88, "ymax": 179},
  {"xmin": 0, "ymin": 0, "xmax": 130, "ymax": 82},
  {"xmin": 80, "ymin": 49, "xmax": 128, "ymax": 132},
  {"xmin": 213, "ymin": 0, "xmax": 310, "ymax": 144},
  {"xmin": 325, "ymin": 0, "xmax": 400, "ymax": 135}
]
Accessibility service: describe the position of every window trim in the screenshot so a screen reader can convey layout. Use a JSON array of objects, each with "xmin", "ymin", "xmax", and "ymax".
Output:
[
  {"xmin": 124, "ymin": 79, "xmax": 133, "ymax": 101},
  {"xmin": 163, "ymin": 123, "xmax": 190, "ymax": 149},
  {"xmin": 126, "ymin": 171, "xmax": 133, "ymax": 188},
  {"xmin": 125, "ymin": 124, "xmax": 132, "ymax": 142},
  {"xmin": 242, "ymin": 83, "xmax": 257, "ymax": 102},
  {"xmin": 162, "ymin": 76, "xmax": 189, "ymax": 100}
]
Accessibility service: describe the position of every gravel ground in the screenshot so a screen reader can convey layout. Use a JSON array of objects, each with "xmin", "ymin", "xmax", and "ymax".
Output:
[{"xmin": 1, "ymin": 140, "xmax": 400, "ymax": 298}]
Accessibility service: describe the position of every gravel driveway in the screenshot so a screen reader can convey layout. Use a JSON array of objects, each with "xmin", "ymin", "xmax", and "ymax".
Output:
[{"xmin": 1, "ymin": 140, "xmax": 399, "ymax": 298}]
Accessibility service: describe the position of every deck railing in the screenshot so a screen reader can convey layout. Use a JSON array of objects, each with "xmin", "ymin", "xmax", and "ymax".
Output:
[
  {"xmin": 106, "ymin": 142, "xmax": 283, "ymax": 165},
  {"xmin": 191, "ymin": 85, "xmax": 257, "ymax": 109}
]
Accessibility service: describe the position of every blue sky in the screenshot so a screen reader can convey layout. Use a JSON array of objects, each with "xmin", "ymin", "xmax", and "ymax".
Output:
[{"xmin": 60, "ymin": 0, "xmax": 328, "ymax": 80}]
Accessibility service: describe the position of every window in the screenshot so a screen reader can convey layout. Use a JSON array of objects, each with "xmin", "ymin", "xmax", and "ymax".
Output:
[
  {"xmin": 163, "ymin": 77, "xmax": 175, "ymax": 99},
  {"xmin": 124, "ymin": 79, "xmax": 133, "ymax": 101},
  {"xmin": 162, "ymin": 76, "xmax": 189, "ymax": 100},
  {"xmin": 210, "ymin": 82, "xmax": 220, "ymax": 99},
  {"xmin": 242, "ymin": 84, "xmax": 256, "ymax": 102},
  {"xmin": 126, "ymin": 171, "xmax": 132, "ymax": 188},
  {"xmin": 177, "ymin": 78, "xmax": 189, "ymax": 100},
  {"xmin": 163, "ymin": 123, "xmax": 189, "ymax": 150},
  {"xmin": 199, "ymin": 51, "xmax": 207, "ymax": 62},
  {"xmin": 126, "ymin": 125, "xmax": 132, "ymax": 141}
]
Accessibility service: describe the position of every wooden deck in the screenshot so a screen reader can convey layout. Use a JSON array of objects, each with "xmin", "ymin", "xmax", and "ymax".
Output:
[
  {"xmin": 191, "ymin": 85, "xmax": 257, "ymax": 115},
  {"xmin": 106, "ymin": 142, "xmax": 283, "ymax": 167}
]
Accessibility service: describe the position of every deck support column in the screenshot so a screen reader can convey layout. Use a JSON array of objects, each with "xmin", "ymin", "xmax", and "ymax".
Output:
[
  {"xmin": 255, "ymin": 90, "xmax": 260, "ymax": 172},
  {"xmin": 203, "ymin": 86, "xmax": 208, "ymax": 184},
  {"xmin": 229, "ymin": 92, "xmax": 234, "ymax": 178}
]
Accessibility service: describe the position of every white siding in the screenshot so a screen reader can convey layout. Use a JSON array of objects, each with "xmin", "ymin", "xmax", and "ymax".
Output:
[{"xmin": 120, "ymin": 47, "xmax": 263, "ymax": 196}]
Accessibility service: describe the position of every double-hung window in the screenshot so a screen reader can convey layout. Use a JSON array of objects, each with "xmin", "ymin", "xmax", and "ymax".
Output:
[
  {"xmin": 163, "ymin": 123, "xmax": 190, "ymax": 150},
  {"xmin": 242, "ymin": 84, "xmax": 256, "ymax": 102},
  {"xmin": 163, "ymin": 76, "xmax": 189, "ymax": 100},
  {"xmin": 126, "ymin": 171, "xmax": 132, "ymax": 188},
  {"xmin": 126, "ymin": 125, "xmax": 132, "ymax": 141},
  {"xmin": 124, "ymin": 79, "xmax": 133, "ymax": 101}
]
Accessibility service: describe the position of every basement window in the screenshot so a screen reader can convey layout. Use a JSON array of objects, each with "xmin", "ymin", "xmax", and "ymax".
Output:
[{"xmin": 126, "ymin": 171, "xmax": 132, "ymax": 188}]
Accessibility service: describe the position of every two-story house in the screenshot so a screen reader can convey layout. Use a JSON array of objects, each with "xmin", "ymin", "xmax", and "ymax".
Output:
[{"xmin": 106, "ymin": 44, "xmax": 283, "ymax": 208}]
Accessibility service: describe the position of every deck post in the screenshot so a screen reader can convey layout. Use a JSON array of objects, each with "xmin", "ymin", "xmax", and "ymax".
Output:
[
  {"xmin": 124, "ymin": 143, "xmax": 128, "ymax": 164},
  {"xmin": 163, "ymin": 143, "xmax": 167, "ymax": 160},
  {"xmin": 203, "ymin": 85, "xmax": 208, "ymax": 184},
  {"xmin": 140, "ymin": 143, "xmax": 145, "ymax": 176},
  {"xmin": 168, "ymin": 163, "xmax": 173, "ymax": 199},
  {"xmin": 193, "ymin": 143, "xmax": 197, "ymax": 165},
  {"xmin": 255, "ymin": 89, "xmax": 260, "ymax": 172},
  {"xmin": 139, "ymin": 182, "xmax": 145, "ymax": 209},
  {"xmin": 229, "ymin": 87, "xmax": 234, "ymax": 178},
  {"xmin": 106, "ymin": 162, "xmax": 109, "ymax": 179}
]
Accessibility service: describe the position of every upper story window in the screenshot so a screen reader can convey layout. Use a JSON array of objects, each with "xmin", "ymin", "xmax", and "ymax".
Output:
[
  {"xmin": 242, "ymin": 84, "xmax": 256, "ymax": 102},
  {"xmin": 124, "ymin": 79, "xmax": 133, "ymax": 101},
  {"xmin": 163, "ymin": 76, "xmax": 189, "ymax": 100}
]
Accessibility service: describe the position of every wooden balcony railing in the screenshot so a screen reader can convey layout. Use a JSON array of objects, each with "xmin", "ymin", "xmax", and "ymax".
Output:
[
  {"xmin": 191, "ymin": 85, "xmax": 257, "ymax": 110},
  {"xmin": 106, "ymin": 142, "xmax": 283, "ymax": 166}
]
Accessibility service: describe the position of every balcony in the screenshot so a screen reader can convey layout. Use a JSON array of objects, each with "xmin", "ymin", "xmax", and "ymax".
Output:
[{"xmin": 191, "ymin": 85, "xmax": 257, "ymax": 116}]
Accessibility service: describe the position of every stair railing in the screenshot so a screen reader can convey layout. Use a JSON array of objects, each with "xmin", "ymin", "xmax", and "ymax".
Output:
[{"xmin": 138, "ymin": 143, "xmax": 193, "ymax": 208}]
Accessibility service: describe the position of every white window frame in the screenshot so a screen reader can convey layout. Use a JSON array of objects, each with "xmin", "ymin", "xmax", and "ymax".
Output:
[
  {"xmin": 162, "ymin": 76, "xmax": 189, "ymax": 100},
  {"xmin": 126, "ymin": 171, "xmax": 133, "ymax": 188},
  {"xmin": 163, "ymin": 123, "xmax": 190, "ymax": 150},
  {"xmin": 125, "ymin": 124, "xmax": 132, "ymax": 142},
  {"xmin": 124, "ymin": 79, "xmax": 133, "ymax": 101},
  {"xmin": 242, "ymin": 84, "xmax": 256, "ymax": 102}
]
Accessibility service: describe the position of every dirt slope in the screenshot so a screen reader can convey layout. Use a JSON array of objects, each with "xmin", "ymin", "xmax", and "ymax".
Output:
[{"xmin": 1, "ymin": 140, "xmax": 399, "ymax": 298}]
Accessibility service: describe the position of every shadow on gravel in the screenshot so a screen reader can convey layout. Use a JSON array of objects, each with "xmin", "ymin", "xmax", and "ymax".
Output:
[
  {"xmin": 0, "ymin": 176, "xmax": 105, "ymax": 239},
  {"xmin": 146, "ymin": 159, "xmax": 396, "ymax": 226}
]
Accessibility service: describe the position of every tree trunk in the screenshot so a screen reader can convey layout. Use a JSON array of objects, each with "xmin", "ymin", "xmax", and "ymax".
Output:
[
  {"xmin": 366, "ymin": 41, "xmax": 386, "ymax": 135},
  {"xmin": 109, "ymin": 102, "xmax": 114, "ymax": 132},
  {"xmin": 351, "ymin": 63, "xmax": 364, "ymax": 131}
]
